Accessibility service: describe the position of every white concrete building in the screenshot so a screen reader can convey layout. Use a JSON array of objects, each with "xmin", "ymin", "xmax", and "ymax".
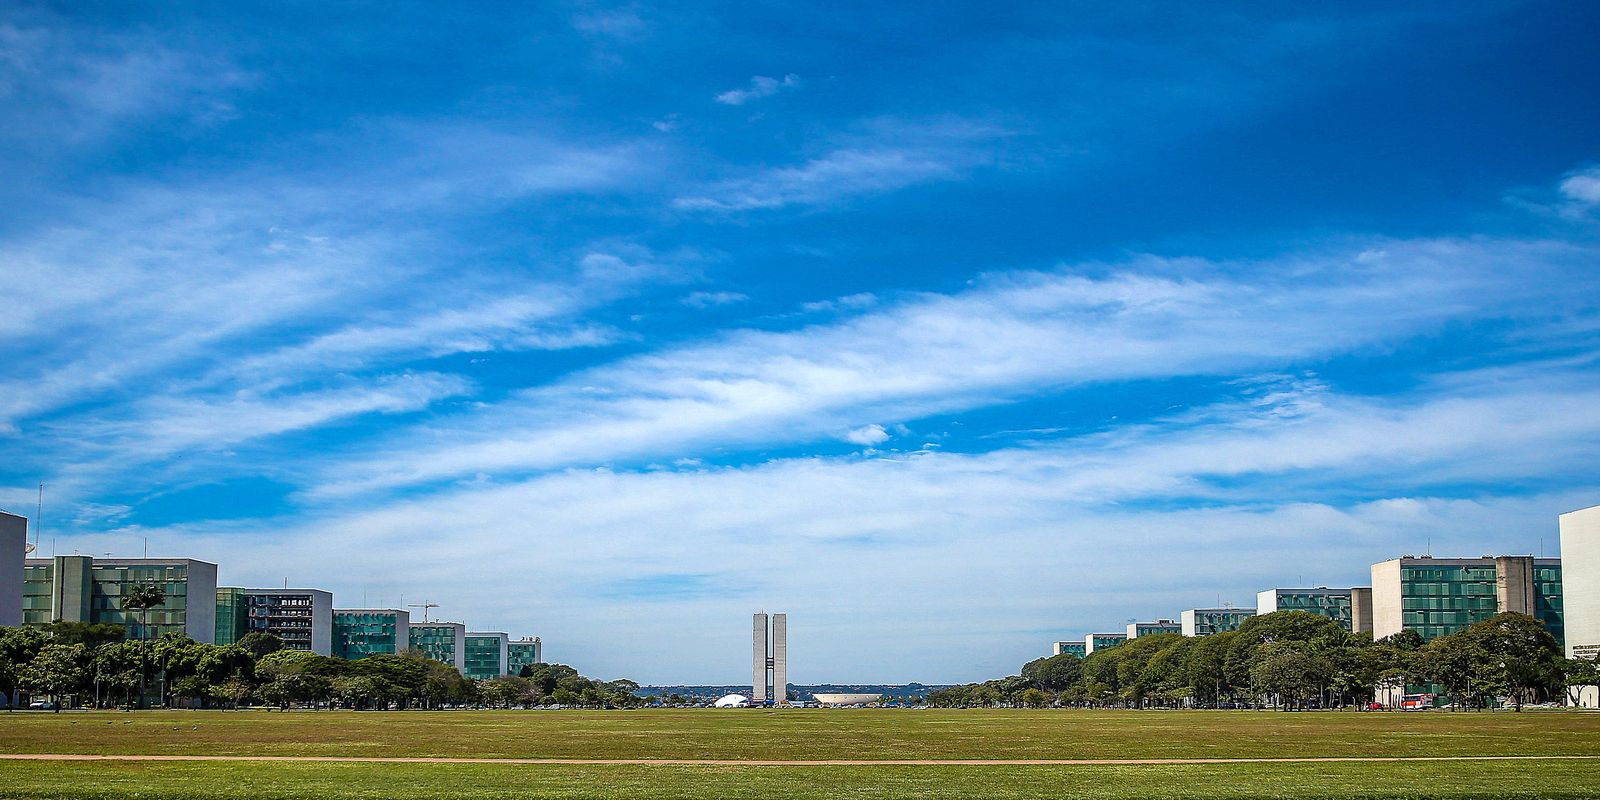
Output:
[{"xmin": 1560, "ymin": 505, "xmax": 1600, "ymax": 708}]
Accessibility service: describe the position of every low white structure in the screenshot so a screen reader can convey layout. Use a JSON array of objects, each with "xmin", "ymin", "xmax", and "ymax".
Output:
[
  {"xmin": 714, "ymin": 694, "xmax": 750, "ymax": 708},
  {"xmin": 813, "ymin": 693, "xmax": 879, "ymax": 706}
]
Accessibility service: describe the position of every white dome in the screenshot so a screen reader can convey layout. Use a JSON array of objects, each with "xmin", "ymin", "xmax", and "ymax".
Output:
[{"xmin": 713, "ymin": 694, "xmax": 751, "ymax": 708}]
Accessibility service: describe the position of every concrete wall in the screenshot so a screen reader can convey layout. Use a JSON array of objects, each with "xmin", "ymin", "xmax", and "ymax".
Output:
[
  {"xmin": 1560, "ymin": 505, "xmax": 1600, "ymax": 662},
  {"xmin": 750, "ymin": 612, "xmax": 767, "ymax": 702},
  {"xmin": 1350, "ymin": 587, "xmax": 1374, "ymax": 635},
  {"xmin": 184, "ymin": 561, "xmax": 218, "ymax": 644},
  {"xmin": 772, "ymin": 613, "xmax": 787, "ymax": 704},
  {"xmin": 0, "ymin": 512, "xmax": 23, "ymax": 627},
  {"xmin": 1255, "ymin": 589, "xmax": 1278, "ymax": 615},
  {"xmin": 1370, "ymin": 559, "xmax": 1405, "ymax": 640},
  {"xmin": 1494, "ymin": 556, "xmax": 1536, "ymax": 616},
  {"xmin": 52, "ymin": 555, "xmax": 93, "ymax": 623}
]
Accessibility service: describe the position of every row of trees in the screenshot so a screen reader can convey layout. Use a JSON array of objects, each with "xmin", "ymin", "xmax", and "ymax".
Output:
[
  {"xmin": 930, "ymin": 611, "xmax": 1598, "ymax": 710},
  {"xmin": 0, "ymin": 622, "xmax": 642, "ymax": 710}
]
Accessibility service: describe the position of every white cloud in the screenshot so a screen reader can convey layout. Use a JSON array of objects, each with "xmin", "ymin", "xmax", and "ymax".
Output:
[
  {"xmin": 674, "ymin": 119, "xmax": 1005, "ymax": 211},
  {"xmin": 844, "ymin": 424, "xmax": 890, "ymax": 446},
  {"xmin": 714, "ymin": 74, "xmax": 801, "ymax": 106},
  {"xmin": 95, "ymin": 365, "xmax": 1600, "ymax": 682},
  {"xmin": 309, "ymin": 235, "xmax": 1598, "ymax": 497},
  {"xmin": 681, "ymin": 291, "xmax": 749, "ymax": 308},
  {"xmin": 1559, "ymin": 167, "xmax": 1600, "ymax": 207}
]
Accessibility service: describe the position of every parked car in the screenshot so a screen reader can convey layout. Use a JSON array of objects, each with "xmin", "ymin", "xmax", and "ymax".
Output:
[
  {"xmin": 28, "ymin": 700, "xmax": 57, "ymax": 710},
  {"xmin": 1367, "ymin": 702, "xmax": 1385, "ymax": 710}
]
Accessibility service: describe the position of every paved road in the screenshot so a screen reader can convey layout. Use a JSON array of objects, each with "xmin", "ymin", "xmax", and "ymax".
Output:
[{"xmin": 2, "ymin": 754, "xmax": 1598, "ymax": 766}]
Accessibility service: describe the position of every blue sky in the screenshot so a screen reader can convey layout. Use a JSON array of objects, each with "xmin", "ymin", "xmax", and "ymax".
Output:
[{"xmin": 2, "ymin": 1, "xmax": 1599, "ymax": 684}]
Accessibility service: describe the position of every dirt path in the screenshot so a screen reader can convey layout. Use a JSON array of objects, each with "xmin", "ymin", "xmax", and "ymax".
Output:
[{"xmin": 2, "ymin": 754, "xmax": 1598, "ymax": 766}]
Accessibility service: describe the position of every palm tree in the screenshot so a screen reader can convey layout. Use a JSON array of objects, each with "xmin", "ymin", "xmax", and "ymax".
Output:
[
  {"xmin": 120, "ymin": 584, "xmax": 166, "ymax": 640},
  {"xmin": 120, "ymin": 584, "xmax": 165, "ymax": 708}
]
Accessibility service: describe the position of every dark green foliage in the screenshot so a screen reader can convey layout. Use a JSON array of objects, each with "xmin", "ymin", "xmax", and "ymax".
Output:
[{"xmin": 930, "ymin": 611, "xmax": 1574, "ymax": 709}]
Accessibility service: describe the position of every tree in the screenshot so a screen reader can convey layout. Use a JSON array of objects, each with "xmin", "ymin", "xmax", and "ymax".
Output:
[
  {"xmin": 1022, "ymin": 653, "xmax": 1083, "ymax": 692},
  {"xmin": 20, "ymin": 643, "xmax": 89, "ymax": 711},
  {"xmin": 119, "ymin": 584, "xmax": 166, "ymax": 708},
  {"xmin": 0, "ymin": 626, "xmax": 49, "ymax": 706},
  {"xmin": 236, "ymin": 632, "xmax": 286, "ymax": 659},
  {"xmin": 43, "ymin": 621, "xmax": 126, "ymax": 649},
  {"xmin": 1469, "ymin": 613, "xmax": 1562, "ymax": 710},
  {"xmin": 1249, "ymin": 641, "xmax": 1329, "ymax": 710},
  {"xmin": 119, "ymin": 585, "xmax": 167, "ymax": 641},
  {"xmin": 1561, "ymin": 658, "xmax": 1600, "ymax": 707},
  {"xmin": 1420, "ymin": 631, "xmax": 1490, "ymax": 710}
]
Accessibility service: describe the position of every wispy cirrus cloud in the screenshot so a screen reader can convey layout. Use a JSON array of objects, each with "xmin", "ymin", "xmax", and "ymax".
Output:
[
  {"xmin": 673, "ymin": 118, "xmax": 1008, "ymax": 211},
  {"xmin": 714, "ymin": 74, "xmax": 800, "ymax": 106},
  {"xmin": 308, "ymin": 233, "xmax": 1600, "ymax": 498}
]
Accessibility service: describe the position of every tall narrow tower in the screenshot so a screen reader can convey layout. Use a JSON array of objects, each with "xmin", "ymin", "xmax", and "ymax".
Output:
[{"xmin": 751, "ymin": 611, "xmax": 789, "ymax": 705}]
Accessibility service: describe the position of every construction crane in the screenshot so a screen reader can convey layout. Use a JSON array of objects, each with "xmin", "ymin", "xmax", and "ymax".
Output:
[{"xmin": 407, "ymin": 602, "xmax": 439, "ymax": 623}]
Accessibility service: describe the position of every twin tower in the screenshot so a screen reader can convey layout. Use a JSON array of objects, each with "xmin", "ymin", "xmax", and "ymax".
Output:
[{"xmin": 751, "ymin": 612, "xmax": 787, "ymax": 705}]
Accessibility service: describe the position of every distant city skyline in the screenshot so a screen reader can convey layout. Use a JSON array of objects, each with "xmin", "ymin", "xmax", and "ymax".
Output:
[{"xmin": 1, "ymin": 2, "xmax": 1598, "ymax": 683}]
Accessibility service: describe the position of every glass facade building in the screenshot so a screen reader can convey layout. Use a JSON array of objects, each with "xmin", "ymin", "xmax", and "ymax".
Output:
[
  {"xmin": 1257, "ymin": 587, "xmax": 1357, "ymax": 630},
  {"xmin": 334, "ymin": 609, "xmax": 412, "ymax": 660},
  {"xmin": 1052, "ymin": 640, "xmax": 1086, "ymax": 657},
  {"xmin": 21, "ymin": 556, "xmax": 217, "ymax": 641},
  {"xmin": 1372, "ymin": 556, "xmax": 1562, "ymax": 644},
  {"xmin": 1127, "ymin": 619, "xmax": 1182, "ymax": 639},
  {"xmin": 408, "ymin": 621, "xmax": 466, "ymax": 670},
  {"xmin": 1181, "ymin": 607, "xmax": 1256, "ymax": 637},
  {"xmin": 1086, "ymin": 632, "xmax": 1126, "ymax": 654},
  {"xmin": 508, "ymin": 637, "xmax": 543, "ymax": 675},
  {"xmin": 464, "ymin": 632, "xmax": 510, "ymax": 680},
  {"xmin": 214, "ymin": 588, "xmax": 333, "ymax": 654}
]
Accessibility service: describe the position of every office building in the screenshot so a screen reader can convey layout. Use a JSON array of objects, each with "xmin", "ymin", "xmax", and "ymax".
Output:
[
  {"xmin": 22, "ymin": 555, "xmax": 217, "ymax": 641},
  {"xmin": 507, "ymin": 637, "xmax": 543, "ymax": 675},
  {"xmin": 1257, "ymin": 587, "xmax": 1366, "ymax": 631},
  {"xmin": 1371, "ymin": 556, "xmax": 1562, "ymax": 644},
  {"xmin": 1127, "ymin": 619, "xmax": 1181, "ymax": 639},
  {"xmin": 464, "ymin": 632, "xmax": 510, "ymax": 680},
  {"xmin": 215, "ymin": 588, "xmax": 333, "ymax": 655},
  {"xmin": 0, "ymin": 512, "xmax": 24, "ymax": 627},
  {"xmin": 333, "ymin": 609, "xmax": 411, "ymax": 660},
  {"xmin": 751, "ymin": 612, "xmax": 788, "ymax": 705},
  {"xmin": 409, "ymin": 621, "xmax": 466, "ymax": 671},
  {"xmin": 1053, "ymin": 640, "xmax": 1086, "ymax": 657},
  {"xmin": 1560, "ymin": 505, "xmax": 1600, "ymax": 708},
  {"xmin": 1181, "ymin": 607, "xmax": 1255, "ymax": 637},
  {"xmin": 1085, "ymin": 632, "xmax": 1126, "ymax": 654}
]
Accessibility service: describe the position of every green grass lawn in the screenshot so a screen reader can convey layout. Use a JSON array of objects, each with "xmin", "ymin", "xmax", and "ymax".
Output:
[
  {"xmin": 2, "ymin": 709, "xmax": 1598, "ymax": 799},
  {"xmin": 0, "ymin": 709, "xmax": 1596, "ymax": 760},
  {"xmin": 0, "ymin": 759, "xmax": 1596, "ymax": 800}
]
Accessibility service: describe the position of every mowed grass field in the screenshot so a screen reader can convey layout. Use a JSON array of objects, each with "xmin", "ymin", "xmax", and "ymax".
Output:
[{"xmin": 2, "ymin": 709, "xmax": 1598, "ymax": 799}]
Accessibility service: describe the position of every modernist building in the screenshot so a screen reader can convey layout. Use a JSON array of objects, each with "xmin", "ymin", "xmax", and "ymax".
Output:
[
  {"xmin": 464, "ymin": 632, "xmax": 510, "ymax": 680},
  {"xmin": 409, "ymin": 621, "xmax": 467, "ymax": 671},
  {"xmin": 1371, "ymin": 556, "xmax": 1563, "ymax": 644},
  {"xmin": 1180, "ymin": 607, "xmax": 1255, "ymax": 637},
  {"xmin": 1052, "ymin": 640, "xmax": 1086, "ymax": 657},
  {"xmin": 215, "ymin": 588, "xmax": 334, "ymax": 655},
  {"xmin": 1560, "ymin": 505, "xmax": 1600, "ymax": 708},
  {"xmin": 751, "ymin": 612, "xmax": 788, "ymax": 705},
  {"xmin": 1257, "ymin": 587, "xmax": 1369, "ymax": 632},
  {"xmin": 22, "ymin": 555, "xmax": 217, "ymax": 641},
  {"xmin": 0, "ymin": 512, "xmax": 24, "ymax": 627},
  {"xmin": 1127, "ymin": 619, "xmax": 1181, "ymax": 639},
  {"xmin": 507, "ymin": 637, "xmax": 543, "ymax": 675},
  {"xmin": 333, "ymin": 609, "xmax": 411, "ymax": 660},
  {"xmin": 1085, "ymin": 632, "xmax": 1126, "ymax": 654}
]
